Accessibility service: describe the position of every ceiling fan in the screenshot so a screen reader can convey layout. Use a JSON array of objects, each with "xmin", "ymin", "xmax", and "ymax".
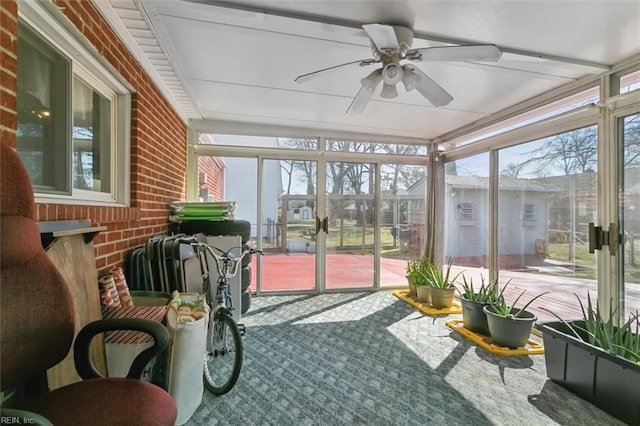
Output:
[{"xmin": 295, "ymin": 24, "xmax": 503, "ymax": 114}]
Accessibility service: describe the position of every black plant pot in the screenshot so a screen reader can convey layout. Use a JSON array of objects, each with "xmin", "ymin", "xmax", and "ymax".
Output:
[
  {"xmin": 483, "ymin": 306, "xmax": 536, "ymax": 348},
  {"xmin": 536, "ymin": 320, "xmax": 640, "ymax": 425},
  {"xmin": 460, "ymin": 298, "xmax": 490, "ymax": 335}
]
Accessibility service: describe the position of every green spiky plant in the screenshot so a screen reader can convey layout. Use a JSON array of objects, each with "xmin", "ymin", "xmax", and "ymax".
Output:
[
  {"xmin": 541, "ymin": 293, "xmax": 639, "ymax": 364},
  {"xmin": 458, "ymin": 274, "xmax": 501, "ymax": 303},
  {"xmin": 487, "ymin": 281, "xmax": 548, "ymax": 319},
  {"xmin": 419, "ymin": 257, "xmax": 462, "ymax": 289}
]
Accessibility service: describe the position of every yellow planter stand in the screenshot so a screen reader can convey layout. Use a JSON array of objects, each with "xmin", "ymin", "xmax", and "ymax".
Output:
[
  {"xmin": 393, "ymin": 290, "xmax": 462, "ymax": 315},
  {"xmin": 446, "ymin": 319, "xmax": 544, "ymax": 356}
]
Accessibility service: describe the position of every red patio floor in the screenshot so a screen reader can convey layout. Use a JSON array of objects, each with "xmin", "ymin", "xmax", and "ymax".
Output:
[
  {"xmin": 247, "ymin": 254, "xmax": 640, "ymax": 322},
  {"xmin": 248, "ymin": 253, "xmax": 407, "ymax": 292}
]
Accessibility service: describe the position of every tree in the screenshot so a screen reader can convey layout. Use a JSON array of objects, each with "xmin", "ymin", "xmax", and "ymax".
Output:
[
  {"xmin": 278, "ymin": 138, "xmax": 317, "ymax": 196},
  {"xmin": 623, "ymin": 113, "xmax": 640, "ymax": 167},
  {"xmin": 500, "ymin": 162, "xmax": 524, "ymax": 178},
  {"xmin": 523, "ymin": 127, "xmax": 597, "ymax": 177}
]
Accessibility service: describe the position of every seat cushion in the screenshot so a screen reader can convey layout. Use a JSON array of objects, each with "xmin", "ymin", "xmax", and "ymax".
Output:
[{"xmin": 28, "ymin": 378, "xmax": 177, "ymax": 426}]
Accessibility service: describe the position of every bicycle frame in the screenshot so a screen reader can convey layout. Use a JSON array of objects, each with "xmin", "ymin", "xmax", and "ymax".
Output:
[
  {"xmin": 192, "ymin": 242, "xmax": 257, "ymax": 316},
  {"xmin": 190, "ymin": 241, "xmax": 261, "ymax": 395}
]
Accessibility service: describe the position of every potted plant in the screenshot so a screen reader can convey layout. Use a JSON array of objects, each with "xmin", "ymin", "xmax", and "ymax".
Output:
[
  {"xmin": 536, "ymin": 295, "xmax": 639, "ymax": 425},
  {"xmin": 407, "ymin": 257, "xmax": 434, "ymax": 303},
  {"xmin": 405, "ymin": 259, "xmax": 420, "ymax": 297},
  {"xmin": 458, "ymin": 274, "xmax": 501, "ymax": 335},
  {"xmin": 483, "ymin": 286, "xmax": 548, "ymax": 348},
  {"xmin": 422, "ymin": 258, "xmax": 461, "ymax": 309}
]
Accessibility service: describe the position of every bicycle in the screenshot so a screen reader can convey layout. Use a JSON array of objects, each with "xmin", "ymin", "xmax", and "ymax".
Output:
[{"xmin": 192, "ymin": 242, "xmax": 262, "ymax": 395}]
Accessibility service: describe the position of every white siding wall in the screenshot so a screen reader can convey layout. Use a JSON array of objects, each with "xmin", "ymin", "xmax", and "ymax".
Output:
[
  {"xmin": 445, "ymin": 188, "xmax": 489, "ymax": 258},
  {"xmin": 215, "ymin": 135, "xmax": 281, "ymax": 237},
  {"xmin": 445, "ymin": 186, "xmax": 549, "ymax": 259},
  {"xmin": 498, "ymin": 192, "xmax": 548, "ymax": 256}
]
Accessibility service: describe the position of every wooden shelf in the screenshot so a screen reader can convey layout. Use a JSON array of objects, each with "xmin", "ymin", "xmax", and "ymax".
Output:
[{"xmin": 39, "ymin": 220, "xmax": 106, "ymax": 250}]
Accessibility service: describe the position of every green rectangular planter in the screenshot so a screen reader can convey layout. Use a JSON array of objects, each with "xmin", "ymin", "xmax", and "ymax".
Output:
[{"xmin": 536, "ymin": 320, "xmax": 640, "ymax": 425}]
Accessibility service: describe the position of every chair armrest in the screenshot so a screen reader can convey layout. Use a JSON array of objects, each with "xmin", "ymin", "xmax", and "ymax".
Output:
[
  {"xmin": 74, "ymin": 318, "xmax": 170, "ymax": 380},
  {"xmin": 0, "ymin": 407, "xmax": 53, "ymax": 426}
]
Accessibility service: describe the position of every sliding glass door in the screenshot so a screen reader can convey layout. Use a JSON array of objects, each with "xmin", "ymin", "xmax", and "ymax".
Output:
[
  {"xmin": 261, "ymin": 158, "xmax": 318, "ymax": 292},
  {"xmin": 192, "ymin": 134, "xmax": 428, "ymax": 293},
  {"xmin": 324, "ymin": 161, "xmax": 376, "ymax": 290},
  {"xmin": 619, "ymin": 111, "xmax": 640, "ymax": 319},
  {"xmin": 380, "ymin": 163, "xmax": 427, "ymax": 288}
]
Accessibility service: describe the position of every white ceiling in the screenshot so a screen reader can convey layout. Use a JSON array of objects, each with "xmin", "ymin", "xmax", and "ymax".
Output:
[{"xmin": 100, "ymin": 0, "xmax": 640, "ymax": 141}]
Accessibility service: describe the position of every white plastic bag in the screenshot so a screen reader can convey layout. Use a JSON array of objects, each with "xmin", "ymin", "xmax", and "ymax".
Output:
[{"xmin": 166, "ymin": 291, "xmax": 209, "ymax": 425}]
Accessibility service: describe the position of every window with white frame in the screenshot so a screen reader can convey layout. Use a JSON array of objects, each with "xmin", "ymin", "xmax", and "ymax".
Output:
[
  {"xmin": 457, "ymin": 202, "xmax": 476, "ymax": 220},
  {"xmin": 16, "ymin": 3, "xmax": 130, "ymax": 206},
  {"xmin": 523, "ymin": 203, "xmax": 536, "ymax": 222}
]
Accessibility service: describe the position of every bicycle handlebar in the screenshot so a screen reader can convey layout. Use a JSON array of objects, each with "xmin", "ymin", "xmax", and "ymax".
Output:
[{"xmin": 193, "ymin": 242, "xmax": 262, "ymax": 279}]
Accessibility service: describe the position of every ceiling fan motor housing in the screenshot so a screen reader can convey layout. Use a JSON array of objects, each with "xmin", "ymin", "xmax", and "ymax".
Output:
[{"xmin": 370, "ymin": 25, "xmax": 414, "ymax": 59}]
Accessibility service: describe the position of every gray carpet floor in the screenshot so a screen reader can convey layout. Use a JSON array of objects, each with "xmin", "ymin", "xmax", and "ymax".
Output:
[{"xmin": 184, "ymin": 291, "xmax": 623, "ymax": 426}]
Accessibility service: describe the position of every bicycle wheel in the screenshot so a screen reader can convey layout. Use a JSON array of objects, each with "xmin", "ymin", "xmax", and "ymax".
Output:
[{"xmin": 203, "ymin": 310, "xmax": 243, "ymax": 395}]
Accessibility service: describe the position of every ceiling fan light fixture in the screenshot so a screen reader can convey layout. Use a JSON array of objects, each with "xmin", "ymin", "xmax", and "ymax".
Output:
[
  {"xmin": 401, "ymin": 66, "xmax": 420, "ymax": 91},
  {"xmin": 380, "ymin": 83, "xmax": 398, "ymax": 99},
  {"xmin": 360, "ymin": 69, "xmax": 382, "ymax": 90},
  {"xmin": 382, "ymin": 63, "xmax": 403, "ymax": 85},
  {"xmin": 348, "ymin": 70, "xmax": 383, "ymax": 114}
]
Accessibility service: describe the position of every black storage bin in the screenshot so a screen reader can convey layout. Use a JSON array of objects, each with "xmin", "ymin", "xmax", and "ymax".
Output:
[{"xmin": 536, "ymin": 320, "xmax": 640, "ymax": 425}]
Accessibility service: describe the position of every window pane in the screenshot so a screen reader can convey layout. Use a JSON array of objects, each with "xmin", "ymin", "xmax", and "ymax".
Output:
[
  {"xmin": 201, "ymin": 134, "xmax": 317, "ymax": 150},
  {"xmin": 17, "ymin": 21, "xmax": 70, "ymax": 192},
  {"xmin": 73, "ymin": 77, "xmax": 111, "ymax": 193},
  {"xmin": 326, "ymin": 139, "xmax": 426, "ymax": 155},
  {"xmin": 619, "ymin": 70, "xmax": 640, "ymax": 95},
  {"xmin": 443, "ymin": 87, "xmax": 599, "ymax": 149},
  {"xmin": 620, "ymin": 112, "xmax": 640, "ymax": 319},
  {"xmin": 380, "ymin": 164, "xmax": 427, "ymax": 288},
  {"xmin": 497, "ymin": 125, "xmax": 598, "ymax": 321},
  {"xmin": 445, "ymin": 153, "xmax": 490, "ymax": 270}
]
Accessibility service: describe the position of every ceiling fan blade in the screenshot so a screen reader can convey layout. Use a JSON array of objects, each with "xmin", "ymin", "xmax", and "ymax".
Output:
[
  {"xmin": 406, "ymin": 66, "xmax": 453, "ymax": 107},
  {"xmin": 363, "ymin": 23, "xmax": 399, "ymax": 51},
  {"xmin": 295, "ymin": 58, "xmax": 378, "ymax": 83},
  {"xmin": 347, "ymin": 70, "xmax": 382, "ymax": 114},
  {"xmin": 408, "ymin": 45, "xmax": 502, "ymax": 62}
]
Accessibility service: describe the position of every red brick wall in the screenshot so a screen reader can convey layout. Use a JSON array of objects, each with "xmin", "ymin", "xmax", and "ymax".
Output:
[
  {"xmin": 197, "ymin": 156, "xmax": 225, "ymax": 201},
  {"xmin": 1, "ymin": 1, "xmax": 18, "ymax": 149},
  {"xmin": 1, "ymin": 0, "xmax": 188, "ymax": 275}
]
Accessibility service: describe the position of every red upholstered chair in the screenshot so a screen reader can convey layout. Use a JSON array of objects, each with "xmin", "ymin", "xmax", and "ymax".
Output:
[{"xmin": 0, "ymin": 143, "xmax": 177, "ymax": 425}]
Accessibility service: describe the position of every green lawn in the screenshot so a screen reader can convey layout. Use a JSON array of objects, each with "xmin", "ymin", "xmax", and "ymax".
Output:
[{"xmin": 548, "ymin": 242, "xmax": 640, "ymax": 283}]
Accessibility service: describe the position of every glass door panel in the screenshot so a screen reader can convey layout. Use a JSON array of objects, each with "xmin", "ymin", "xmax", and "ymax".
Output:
[
  {"xmin": 325, "ymin": 161, "xmax": 376, "ymax": 289},
  {"xmin": 444, "ymin": 153, "xmax": 491, "ymax": 286},
  {"xmin": 620, "ymin": 112, "xmax": 640, "ymax": 319},
  {"xmin": 380, "ymin": 164, "xmax": 427, "ymax": 288},
  {"xmin": 496, "ymin": 126, "xmax": 598, "ymax": 321},
  {"xmin": 261, "ymin": 159, "xmax": 317, "ymax": 292}
]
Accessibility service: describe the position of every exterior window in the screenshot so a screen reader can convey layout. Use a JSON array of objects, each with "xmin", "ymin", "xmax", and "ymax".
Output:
[
  {"xmin": 523, "ymin": 204, "xmax": 536, "ymax": 222},
  {"xmin": 457, "ymin": 202, "xmax": 476, "ymax": 220},
  {"xmin": 73, "ymin": 77, "xmax": 111, "ymax": 194},
  {"xmin": 17, "ymin": 21, "xmax": 70, "ymax": 193},
  {"xmin": 619, "ymin": 69, "xmax": 640, "ymax": 94},
  {"xmin": 16, "ymin": 5, "xmax": 130, "ymax": 206}
]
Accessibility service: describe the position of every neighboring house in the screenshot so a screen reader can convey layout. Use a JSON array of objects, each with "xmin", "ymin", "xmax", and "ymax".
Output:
[
  {"xmin": 288, "ymin": 204, "xmax": 313, "ymax": 220},
  {"xmin": 392, "ymin": 179, "xmax": 427, "ymax": 252},
  {"xmin": 215, "ymin": 135, "xmax": 282, "ymax": 238},
  {"xmin": 533, "ymin": 171, "xmax": 597, "ymax": 243},
  {"xmin": 444, "ymin": 175, "xmax": 560, "ymax": 268}
]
